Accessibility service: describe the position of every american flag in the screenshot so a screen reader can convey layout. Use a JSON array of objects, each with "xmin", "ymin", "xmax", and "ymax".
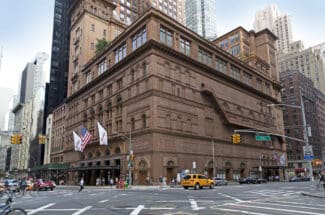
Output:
[{"xmin": 80, "ymin": 126, "xmax": 92, "ymax": 151}]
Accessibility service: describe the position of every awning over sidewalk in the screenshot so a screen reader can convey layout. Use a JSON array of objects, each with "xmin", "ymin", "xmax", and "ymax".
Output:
[{"xmin": 31, "ymin": 163, "xmax": 70, "ymax": 171}]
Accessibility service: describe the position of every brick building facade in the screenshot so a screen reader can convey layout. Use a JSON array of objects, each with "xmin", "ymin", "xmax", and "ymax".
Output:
[{"xmin": 51, "ymin": 1, "xmax": 286, "ymax": 185}]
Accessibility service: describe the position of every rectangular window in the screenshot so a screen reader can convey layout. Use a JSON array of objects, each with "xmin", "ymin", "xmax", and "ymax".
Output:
[
  {"xmin": 91, "ymin": 24, "xmax": 95, "ymax": 32},
  {"xmin": 265, "ymin": 83, "xmax": 271, "ymax": 94},
  {"xmin": 230, "ymin": 65, "xmax": 241, "ymax": 80},
  {"xmin": 243, "ymin": 72, "xmax": 252, "ymax": 86},
  {"xmin": 215, "ymin": 57, "xmax": 228, "ymax": 73},
  {"xmin": 180, "ymin": 37, "xmax": 191, "ymax": 56},
  {"xmin": 256, "ymin": 78, "xmax": 263, "ymax": 91},
  {"xmin": 231, "ymin": 45, "xmax": 241, "ymax": 57},
  {"xmin": 115, "ymin": 42, "xmax": 127, "ymax": 63},
  {"xmin": 198, "ymin": 48, "xmax": 212, "ymax": 66},
  {"xmin": 91, "ymin": 42, "xmax": 94, "ymax": 50},
  {"xmin": 117, "ymin": 78, "xmax": 123, "ymax": 90},
  {"xmin": 160, "ymin": 26, "xmax": 173, "ymax": 47},
  {"xmin": 98, "ymin": 58, "xmax": 107, "ymax": 75},
  {"xmin": 107, "ymin": 84, "xmax": 112, "ymax": 96},
  {"xmin": 86, "ymin": 71, "xmax": 92, "ymax": 83},
  {"xmin": 103, "ymin": 29, "xmax": 106, "ymax": 37},
  {"xmin": 132, "ymin": 27, "xmax": 147, "ymax": 50}
]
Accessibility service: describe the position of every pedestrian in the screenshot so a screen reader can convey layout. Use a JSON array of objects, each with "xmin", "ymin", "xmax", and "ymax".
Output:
[
  {"xmin": 320, "ymin": 173, "xmax": 325, "ymax": 190},
  {"xmin": 101, "ymin": 178, "xmax": 105, "ymax": 186},
  {"xmin": 110, "ymin": 178, "xmax": 114, "ymax": 188},
  {"xmin": 20, "ymin": 177, "xmax": 27, "ymax": 195},
  {"xmin": 146, "ymin": 176, "xmax": 150, "ymax": 186},
  {"xmin": 79, "ymin": 178, "xmax": 84, "ymax": 192},
  {"xmin": 96, "ymin": 178, "xmax": 100, "ymax": 186}
]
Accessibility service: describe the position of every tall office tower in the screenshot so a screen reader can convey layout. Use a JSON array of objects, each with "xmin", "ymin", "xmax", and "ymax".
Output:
[
  {"xmin": 19, "ymin": 53, "xmax": 48, "ymax": 104},
  {"xmin": 185, "ymin": 0, "xmax": 217, "ymax": 40},
  {"xmin": 278, "ymin": 41, "xmax": 325, "ymax": 93},
  {"xmin": 280, "ymin": 70, "xmax": 323, "ymax": 173},
  {"xmin": 68, "ymin": 0, "xmax": 126, "ymax": 96},
  {"xmin": 137, "ymin": 0, "xmax": 185, "ymax": 24},
  {"xmin": 254, "ymin": 4, "xmax": 293, "ymax": 53},
  {"xmin": 47, "ymin": 0, "xmax": 74, "ymax": 114},
  {"xmin": 0, "ymin": 87, "xmax": 14, "ymax": 130}
]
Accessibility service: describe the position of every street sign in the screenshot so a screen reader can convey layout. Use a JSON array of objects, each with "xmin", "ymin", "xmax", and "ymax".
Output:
[
  {"xmin": 255, "ymin": 135, "xmax": 271, "ymax": 141},
  {"xmin": 303, "ymin": 145, "xmax": 314, "ymax": 160}
]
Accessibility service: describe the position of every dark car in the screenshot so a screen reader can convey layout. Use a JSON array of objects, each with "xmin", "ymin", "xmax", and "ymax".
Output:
[
  {"xmin": 257, "ymin": 178, "xmax": 267, "ymax": 184},
  {"xmin": 239, "ymin": 177, "xmax": 257, "ymax": 184},
  {"xmin": 289, "ymin": 176, "xmax": 302, "ymax": 182}
]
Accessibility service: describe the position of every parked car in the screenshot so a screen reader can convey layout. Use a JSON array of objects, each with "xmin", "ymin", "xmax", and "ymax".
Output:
[
  {"xmin": 239, "ymin": 177, "xmax": 257, "ymax": 184},
  {"xmin": 181, "ymin": 174, "xmax": 214, "ymax": 190},
  {"xmin": 213, "ymin": 177, "xmax": 228, "ymax": 186},
  {"xmin": 257, "ymin": 178, "xmax": 267, "ymax": 184},
  {"xmin": 289, "ymin": 176, "xmax": 302, "ymax": 182},
  {"xmin": 34, "ymin": 179, "xmax": 56, "ymax": 191}
]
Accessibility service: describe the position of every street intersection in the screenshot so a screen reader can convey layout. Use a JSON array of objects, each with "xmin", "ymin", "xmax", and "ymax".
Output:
[{"xmin": 10, "ymin": 181, "xmax": 325, "ymax": 215}]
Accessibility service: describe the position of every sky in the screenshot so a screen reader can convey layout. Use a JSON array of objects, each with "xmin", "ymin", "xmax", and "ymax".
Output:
[{"xmin": 0, "ymin": 0, "xmax": 324, "ymax": 94}]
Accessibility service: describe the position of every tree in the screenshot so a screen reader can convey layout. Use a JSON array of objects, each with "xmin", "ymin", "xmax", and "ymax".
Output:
[{"xmin": 95, "ymin": 38, "xmax": 109, "ymax": 54}]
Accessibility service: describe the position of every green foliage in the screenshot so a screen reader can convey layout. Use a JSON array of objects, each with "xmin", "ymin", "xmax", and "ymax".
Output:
[{"xmin": 95, "ymin": 38, "xmax": 109, "ymax": 54}]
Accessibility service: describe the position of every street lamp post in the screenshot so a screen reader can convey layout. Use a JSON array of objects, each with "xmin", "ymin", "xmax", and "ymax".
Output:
[
  {"xmin": 268, "ymin": 90, "xmax": 314, "ymax": 182},
  {"xmin": 115, "ymin": 129, "xmax": 132, "ymax": 187}
]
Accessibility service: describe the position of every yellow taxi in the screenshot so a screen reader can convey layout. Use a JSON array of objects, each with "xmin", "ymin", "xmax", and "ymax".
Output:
[
  {"xmin": 26, "ymin": 180, "xmax": 34, "ymax": 191},
  {"xmin": 181, "ymin": 174, "xmax": 214, "ymax": 190}
]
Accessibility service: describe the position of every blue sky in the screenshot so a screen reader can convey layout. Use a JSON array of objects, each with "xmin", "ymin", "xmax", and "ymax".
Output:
[{"xmin": 0, "ymin": 0, "xmax": 324, "ymax": 93}]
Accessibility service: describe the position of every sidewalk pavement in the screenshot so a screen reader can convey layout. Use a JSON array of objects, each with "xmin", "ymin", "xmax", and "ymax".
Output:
[{"xmin": 301, "ymin": 191, "xmax": 325, "ymax": 198}]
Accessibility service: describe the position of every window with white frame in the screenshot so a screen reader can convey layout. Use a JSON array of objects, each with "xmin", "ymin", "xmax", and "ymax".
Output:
[
  {"xmin": 243, "ymin": 72, "xmax": 252, "ymax": 86},
  {"xmin": 160, "ymin": 26, "xmax": 173, "ymax": 47},
  {"xmin": 115, "ymin": 42, "xmax": 127, "ymax": 63},
  {"xmin": 86, "ymin": 71, "xmax": 92, "ymax": 83},
  {"xmin": 198, "ymin": 48, "xmax": 212, "ymax": 66},
  {"xmin": 230, "ymin": 65, "xmax": 241, "ymax": 80},
  {"xmin": 215, "ymin": 57, "xmax": 228, "ymax": 73},
  {"xmin": 132, "ymin": 27, "xmax": 147, "ymax": 50},
  {"xmin": 180, "ymin": 37, "xmax": 190, "ymax": 56},
  {"xmin": 98, "ymin": 58, "xmax": 107, "ymax": 75}
]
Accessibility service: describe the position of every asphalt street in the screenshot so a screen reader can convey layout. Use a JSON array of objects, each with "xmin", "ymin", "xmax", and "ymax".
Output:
[{"xmin": 8, "ymin": 181, "xmax": 325, "ymax": 215}]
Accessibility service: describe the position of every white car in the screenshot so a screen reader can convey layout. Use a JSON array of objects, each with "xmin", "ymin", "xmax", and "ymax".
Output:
[{"xmin": 213, "ymin": 177, "xmax": 228, "ymax": 186}]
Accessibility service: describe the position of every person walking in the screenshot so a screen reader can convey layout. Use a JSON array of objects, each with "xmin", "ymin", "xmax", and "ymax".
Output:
[
  {"xmin": 110, "ymin": 178, "xmax": 114, "ymax": 188},
  {"xmin": 79, "ymin": 178, "xmax": 84, "ymax": 192},
  {"xmin": 320, "ymin": 173, "xmax": 325, "ymax": 190}
]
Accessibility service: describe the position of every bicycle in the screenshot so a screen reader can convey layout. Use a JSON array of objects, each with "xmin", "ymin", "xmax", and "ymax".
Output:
[
  {"xmin": 28, "ymin": 184, "xmax": 40, "ymax": 197},
  {"xmin": 0, "ymin": 192, "xmax": 27, "ymax": 215}
]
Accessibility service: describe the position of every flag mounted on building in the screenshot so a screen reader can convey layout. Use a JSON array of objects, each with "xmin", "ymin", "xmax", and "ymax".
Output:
[
  {"xmin": 97, "ymin": 122, "xmax": 108, "ymax": 145},
  {"xmin": 81, "ymin": 126, "xmax": 92, "ymax": 151},
  {"xmin": 73, "ymin": 131, "xmax": 82, "ymax": 152}
]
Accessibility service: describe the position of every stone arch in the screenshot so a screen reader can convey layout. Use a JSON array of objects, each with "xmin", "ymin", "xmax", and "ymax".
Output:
[{"xmin": 138, "ymin": 160, "xmax": 148, "ymax": 171}]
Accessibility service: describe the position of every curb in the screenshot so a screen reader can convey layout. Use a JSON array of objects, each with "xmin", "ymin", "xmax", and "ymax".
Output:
[{"xmin": 301, "ymin": 192, "xmax": 325, "ymax": 198}]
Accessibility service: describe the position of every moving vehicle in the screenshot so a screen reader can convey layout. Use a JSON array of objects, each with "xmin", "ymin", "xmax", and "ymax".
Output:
[
  {"xmin": 181, "ymin": 174, "xmax": 214, "ymax": 190},
  {"xmin": 239, "ymin": 177, "xmax": 257, "ymax": 184},
  {"xmin": 213, "ymin": 177, "xmax": 228, "ymax": 186},
  {"xmin": 34, "ymin": 179, "xmax": 56, "ymax": 191}
]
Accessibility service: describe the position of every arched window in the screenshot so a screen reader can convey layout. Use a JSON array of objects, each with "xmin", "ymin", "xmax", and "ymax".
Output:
[
  {"xmin": 88, "ymin": 152, "xmax": 93, "ymax": 159},
  {"xmin": 96, "ymin": 151, "xmax": 101, "ymax": 157},
  {"xmin": 105, "ymin": 149, "xmax": 110, "ymax": 156}
]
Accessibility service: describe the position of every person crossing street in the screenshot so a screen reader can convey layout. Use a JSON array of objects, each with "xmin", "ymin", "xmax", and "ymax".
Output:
[{"xmin": 79, "ymin": 178, "xmax": 84, "ymax": 192}]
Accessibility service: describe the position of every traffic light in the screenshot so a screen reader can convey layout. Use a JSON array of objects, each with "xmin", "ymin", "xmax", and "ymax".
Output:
[
  {"xmin": 10, "ymin": 134, "xmax": 17, "ymax": 144},
  {"xmin": 38, "ymin": 135, "xmax": 46, "ymax": 144},
  {"xmin": 17, "ymin": 134, "xmax": 23, "ymax": 144},
  {"xmin": 235, "ymin": 134, "xmax": 241, "ymax": 144},
  {"xmin": 231, "ymin": 134, "xmax": 241, "ymax": 144}
]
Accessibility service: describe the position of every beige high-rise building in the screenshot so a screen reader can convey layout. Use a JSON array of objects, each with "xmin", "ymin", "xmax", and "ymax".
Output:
[
  {"xmin": 254, "ymin": 4, "xmax": 293, "ymax": 53},
  {"xmin": 68, "ymin": 0, "xmax": 127, "ymax": 96},
  {"xmin": 278, "ymin": 41, "xmax": 325, "ymax": 93}
]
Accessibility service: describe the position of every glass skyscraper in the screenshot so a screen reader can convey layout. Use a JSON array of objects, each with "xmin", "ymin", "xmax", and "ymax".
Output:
[{"xmin": 185, "ymin": 0, "xmax": 217, "ymax": 40}]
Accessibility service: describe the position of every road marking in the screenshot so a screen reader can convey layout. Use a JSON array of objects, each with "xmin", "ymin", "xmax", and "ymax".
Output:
[
  {"xmin": 71, "ymin": 206, "xmax": 92, "ymax": 215},
  {"xmin": 156, "ymin": 200, "xmax": 214, "ymax": 203},
  {"xmin": 215, "ymin": 208, "xmax": 271, "ymax": 215},
  {"xmin": 272, "ymin": 200, "xmax": 325, "ymax": 207},
  {"xmin": 28, "ymin": 203, "xmax": 56, "ymax": 214},
  {"xmin": 64, "ymin": 194, "xmax": 73, "ymax": 196},
  {"xmin": 90, "ymin": 193, "xmax": 96, "ymax": 196},
  {"xmin": 237, "ymin": 204, "xmax": 324, "ymax": 215},
  {"xmin": 219, "ymin": 193, "xmax": 243, "ymax": 202},
  {"xmin": 189, "ymin": 199, "xmax": 205, "ymax": 210},
  {"xmin": 99, "ymin": 199, "xmax": 109, "ymax": 203},
  {"xmin": 130, "ymin": 205, "xmax": 145, "ymax": 215},
  {"xmin": 253, "ymin": 202, "xmax": 325, "ymax": 211}
]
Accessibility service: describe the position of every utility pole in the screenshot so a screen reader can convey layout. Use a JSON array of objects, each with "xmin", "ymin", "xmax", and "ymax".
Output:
[
  {"xmin": 300, "ymin": 89, "xmax": 314, "ymax": 182},
  {"xmin": 128, "ymin": 128, "xmax": 132, "ymax": 187},
  {"xmin": 212, "ymin": 139, "xmax": 215, "ymax": 177}
]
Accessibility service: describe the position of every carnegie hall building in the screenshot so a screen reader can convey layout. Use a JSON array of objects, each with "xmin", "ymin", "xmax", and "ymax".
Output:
[{"xmin": 50, "ymin": 0, "xmax": 286, "ymax": 185}]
